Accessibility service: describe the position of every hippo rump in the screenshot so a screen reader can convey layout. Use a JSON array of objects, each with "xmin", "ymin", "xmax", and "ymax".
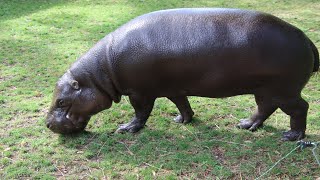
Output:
[{"xmin": 46, "ymin": 8, "xmax": 319, "ymax": 141}]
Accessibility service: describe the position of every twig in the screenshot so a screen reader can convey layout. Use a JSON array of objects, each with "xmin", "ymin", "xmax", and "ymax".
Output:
[
  {"xmin": 100, "ymin": 167, "xmax": 107, "ymax": 180},
  {"xmin": 267, "ymin": 153, "xmax": 273, "ymax": 162},
  {"xmin": 52, "ymin": 162, "xmax": 65, "ymax": 177},
  {"xmin": 209, "ymin": 139, "xmax": 249, "ymax": 147},
  {"xmin": 182, "ymin": 125, "xmax": 199, "ymax": 141},
  {"xmin": 87, "ymin": 165, "xmax": 93, "ymax": 174},
  {"xmin": 144, "ymin": 162, "xmax": 162, "ymax": 170},
  {"xmin": 143, "ymin": 162, "xmax": 176, "ymax": 176},
  {"xmin": 159, "ymin": 152, "xmax": 174, "ymax": 157},
  {"xmin": 96, "ymin": 141, "xmax": 108, "ymax": 157},
  {"xmin": 301, "ymin": 92, "xmax": 311, "ymax": 98},
  {"xmin": 83, "ymin": 133, "xmax": 98, "ymax": 149},
  {"xmin": 117, "ymin": 141, "xmax": 135, "ymax": 156},
  {"xmin": 123, "ymin": 96, "xmax": 129, "ymax": 104}
]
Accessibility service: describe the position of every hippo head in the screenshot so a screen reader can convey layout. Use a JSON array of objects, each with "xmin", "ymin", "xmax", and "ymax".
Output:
[{"xmin": 46, "ymin": 70, "xmax": 113, "ymax": 134}]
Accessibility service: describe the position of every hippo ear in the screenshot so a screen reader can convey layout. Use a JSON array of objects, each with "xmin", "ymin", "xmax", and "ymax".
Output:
[{"xmin": 70, "ymin": 80, "xmax": 80, "ymax": 90}]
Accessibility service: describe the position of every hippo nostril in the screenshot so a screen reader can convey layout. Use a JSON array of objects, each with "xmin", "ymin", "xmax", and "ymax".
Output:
[{"xmin": 46, "ymin": 122, "xmax": 51, "ymax": 129}]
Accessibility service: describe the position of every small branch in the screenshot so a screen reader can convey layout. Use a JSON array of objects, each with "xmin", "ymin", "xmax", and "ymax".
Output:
[
  {"xmin": 100, "ymin": 167, "xmax": 107, "ymax": 180},
  {"xmin": 143, "ymin": 162, "xmax": 175, "ymax": 176},
  {"xmin": 209, "ymin": 139, "xmax": 249, "ymax": 147},
  {"xmin": 182, "ymin": 125, "xmax": 199, "ymax": 141},
  {"xmin": 83, "ymin": 133, "xmax": 98, "ymax": 149},
  {"xmin": 117, "ymin": 141, "xmax": 135, "ymax": 156},
  {"xmin": 52, "ymin": 162, "xmax": 65, "ymax": 177},
  {"xmin": 96, "ymin": 141, "xmax": 108, "ymax": 157},
  {"xmin": 123, "ymin": 96, "xmax": 130, "ymax": 104}
]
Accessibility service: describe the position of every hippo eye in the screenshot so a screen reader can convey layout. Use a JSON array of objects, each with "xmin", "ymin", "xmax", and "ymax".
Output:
[{"xmin": 58, "ymin": 100, "xmax": 65, "ymax": 107}]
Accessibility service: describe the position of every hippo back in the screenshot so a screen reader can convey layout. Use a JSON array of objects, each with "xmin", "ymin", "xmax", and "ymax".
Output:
[{"xmin": 107, "ymin": 8, "xmax": 313, "ymax": 97}]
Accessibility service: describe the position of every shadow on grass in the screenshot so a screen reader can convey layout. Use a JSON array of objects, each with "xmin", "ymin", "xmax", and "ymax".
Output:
[{"xmin": 56, "ymin": 117, "xmax": 320, "ymax": 178}]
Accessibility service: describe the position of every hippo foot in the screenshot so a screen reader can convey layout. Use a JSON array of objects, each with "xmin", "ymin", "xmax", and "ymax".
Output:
[
  {"xmin": 173, "ymin": 115, "xmax": 192, "ymax": 124},
  {"xmin": 237, "ymin": 119, "xmax": 263, "ymax": 131},
  {"xmin": 281, "ymin": 130, "xmax": 305, "ymax": 141},
  {"xmin": 115, "ymin": 119, "xmax": 145, "ymax": 133}
]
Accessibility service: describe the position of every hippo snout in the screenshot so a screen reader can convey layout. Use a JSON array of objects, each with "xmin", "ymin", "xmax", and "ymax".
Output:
[{"xmin": 46, "ymin": 111, "xmax": 90, "ymax": 134}]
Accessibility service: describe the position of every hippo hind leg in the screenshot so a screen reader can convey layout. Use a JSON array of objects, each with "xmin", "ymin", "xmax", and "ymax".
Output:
[
  {"xmin": 238, "ymin": 94, "xmax": 278, "ymax": 131},
  {"xmin": 238, "ymin": 91, "xmax": 308, "ymax": 141},
  {"xmin": 168, "ymin": 96, "xmax": 194, "ymax": 124},
  {"xmin": 277, "ymin": 96, "xmax": 308, "ymax": 141},
  {"xmin": 116, "ymin": 95, "xmax": 155, "ymax": 133}
]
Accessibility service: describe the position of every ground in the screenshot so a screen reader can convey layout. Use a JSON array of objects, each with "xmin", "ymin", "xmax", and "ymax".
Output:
[{"xmin": 0, "ymin": 0, "xmax": 319, "ymax": 179}]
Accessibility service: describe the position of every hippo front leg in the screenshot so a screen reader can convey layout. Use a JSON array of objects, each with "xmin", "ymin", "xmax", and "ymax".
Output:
[
  {"xmin": 168, "ymin": 96, "xmax": 194, "ymax": 124},
  {"xmin": 116, "ymin": 95, "xmax": 155, "ymax": 133}
]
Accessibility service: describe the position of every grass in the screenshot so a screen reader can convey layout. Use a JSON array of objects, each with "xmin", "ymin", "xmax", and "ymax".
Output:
[{"xmin": 0, "ymin": 0, "xmax": 319, "ymax": 179}]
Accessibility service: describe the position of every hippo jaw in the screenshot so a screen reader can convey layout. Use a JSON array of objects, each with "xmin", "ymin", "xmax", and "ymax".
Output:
[{"xmin": 46, "ymin": 106, "xmax": 91, "ymax": 134}]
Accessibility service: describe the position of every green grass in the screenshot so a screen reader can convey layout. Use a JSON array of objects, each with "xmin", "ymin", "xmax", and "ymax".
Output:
[{"xmin": 1, "ymin": 0, "xmax": 319, "ymax": 179}]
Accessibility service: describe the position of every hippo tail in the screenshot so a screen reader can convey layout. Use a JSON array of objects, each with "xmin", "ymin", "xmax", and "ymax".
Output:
[{"xmin": 309, "ymin": 39, "xmax": 319, "ymax": 72}]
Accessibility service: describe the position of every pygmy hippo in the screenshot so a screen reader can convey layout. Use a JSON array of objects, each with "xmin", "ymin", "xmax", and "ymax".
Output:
[{"xmin": 46, "ymin": 8, "xmax": 319, "ymax": 141}]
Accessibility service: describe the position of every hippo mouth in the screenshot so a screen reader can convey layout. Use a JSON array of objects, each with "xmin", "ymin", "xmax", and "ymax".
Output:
[
  {"xmin": 64, "ymin": 106, "xmax": 82, "ymax": 125},
  {"xmin": 46, "ymin": 106, "xmax": 91, "ymax": 134}
]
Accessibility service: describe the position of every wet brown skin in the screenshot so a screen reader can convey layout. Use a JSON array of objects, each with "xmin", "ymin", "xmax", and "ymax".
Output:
[{"xmin": 46, "ymin": 8, "xmax": 319, "ymax": 141}]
